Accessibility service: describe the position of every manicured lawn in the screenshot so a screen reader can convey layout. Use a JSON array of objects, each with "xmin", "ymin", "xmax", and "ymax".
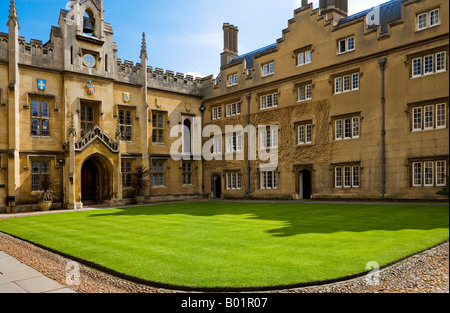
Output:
[{"xmin": 0, "ymin": 202, "xmax": 448, "ymax": 289}]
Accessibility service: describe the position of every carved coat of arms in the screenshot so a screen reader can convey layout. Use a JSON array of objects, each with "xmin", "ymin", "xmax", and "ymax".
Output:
[
  {"xmin": 86, "ymin": 79, "xmax": 94, "ymax": 95},
  {"xmin": 123, "ymin": 92, "xmax": 130, "ymax": 103}
]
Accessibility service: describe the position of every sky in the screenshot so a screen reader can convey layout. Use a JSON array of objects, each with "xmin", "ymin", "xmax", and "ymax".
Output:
[{"xmin": 0, "ymin": 0, "xmax": 389, "ymax": 77}]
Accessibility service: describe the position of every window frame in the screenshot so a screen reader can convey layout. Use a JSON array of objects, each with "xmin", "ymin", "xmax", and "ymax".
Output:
[
  {"xmin": 31, "ymin": 160, "xmax": 51, "ymax": 191},
  {"xmin": 182, "ymin": 162, "xmax": 193, "ymax": 186},
  {"xmin": 152, "ymin": 161, "xmax": 165, "ymax": 187},
  {"xmin": 436, "ymin": 51, "xmax": 446, "ymax": 73},
  {"xmin": 297, "ymin": 123, "xmax": 313, "ymax": 145},
  {"xmin": 417, "ymin": 12, "xmax": 428, "ymax": 31},
  {"xmin": 411, "ymin": 103, "xmax": 447, "ymax": 131},
  {"xmin": 297, "ymin": 50, "xmax": 312, "ymax": 67},
  {"xmin": 424, "ymin": 54, "xmax": 434, "ymax": 75},
  {"xmin": 260, "ymin": 93, "xmax": 278, "ymax": 110},
  {"xmin": 333, "ymin": 115, "xmax": 361, "ymax": 141},
  {"xmin": 226, "ymin": 172, "xmax": 242, "ymax": 190},
  {"xmin": 429, "ymin": 8, "xmax": 440, "ymax": 27},
  {"xmin": 436, "ymin": 103, "xmax": 447, "ymax": 129},
  {"xmin": 334, "ymin": 165, "xmax": 360, "ymax": 189},
  {"xmin": 30, "ymin": 98, "xmax": 51, "ymax": 137},
  {"xmin": 262, "ymin": 61, "xmax": 275, "ymax": 77},
  {"xmin": 412, "ymin": 57, "xmax": 423, "ymax": 78},
  {"xmin": 227, "ymin": 73, "xmax": 238, "ymax": 87},
  {"xmin": 119, "ymin": 108, "xmax": 133, "ymax": 142},
  {"xmin": 260, "ymin": 170, "xmax": 278, "ymax": 190},
  {"xmin": 152, "ymin": 112, "xmax": 165, "ymax": 144},
  {"xmin": 298, "ymin": 84, "xmax": 312, "ymax": 102},
  {"xmin": 338, "ymin": 36, "xmax": 355, "ymax": 54},
  {"xmin": 411, "ymin": 160, "xmax": 448, "ymax": 187},
  {"xmin": 436, "ymin": 160, "xmax": 447, "ymax": 187}
]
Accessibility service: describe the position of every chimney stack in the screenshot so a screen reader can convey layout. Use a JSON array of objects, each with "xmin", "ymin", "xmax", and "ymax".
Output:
[
  {"xmin": 301, "ymin": 0, "xmax": 308, "ymax": 7},
  {"xmin": 221, "ymin": 23, "xmax": 239, "ymax": 67},
  {"xmin": 319, "ymin": 0, "xmax": 348, "ymax": 15}
]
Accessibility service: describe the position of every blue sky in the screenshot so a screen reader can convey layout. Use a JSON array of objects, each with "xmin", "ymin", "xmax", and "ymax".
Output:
[{"xmin": 0, "ymin": 0, "xmax": 388, "ymax": 77}]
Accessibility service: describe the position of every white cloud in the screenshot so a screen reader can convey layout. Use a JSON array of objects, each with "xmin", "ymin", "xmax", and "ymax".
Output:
[{"xmin": 186, "ymin": 71, "xmax": 207, "ymax": 79}]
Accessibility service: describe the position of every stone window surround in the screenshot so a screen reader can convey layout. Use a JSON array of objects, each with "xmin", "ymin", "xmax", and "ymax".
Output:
[{"xmin": 407, "ymin": 156, "xmax": 449, "ymax": 188}]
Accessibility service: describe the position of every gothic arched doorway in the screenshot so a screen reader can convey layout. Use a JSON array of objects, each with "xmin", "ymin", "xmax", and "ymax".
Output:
[{"xmin": 81, "ymin": 154, "xmax": 113, "ymax": 204}]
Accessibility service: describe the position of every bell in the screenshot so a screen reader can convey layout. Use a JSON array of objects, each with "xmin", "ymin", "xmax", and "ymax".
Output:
[{"xmin": 83, "ymin": 18, "xmax": 95, "ymax": 34}]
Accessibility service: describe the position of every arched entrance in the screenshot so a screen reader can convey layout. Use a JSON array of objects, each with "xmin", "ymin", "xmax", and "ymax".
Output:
[
  {"xmin": 299, "ymin": 170, "xmax": 312, "ymax": 200},
  {"xmin": 81, "ymin": 154, "xmax": 113, "ymax": 204},
  {"xmin": 213, "ymin": 175, "xmax": 222, "ymax": 199}
]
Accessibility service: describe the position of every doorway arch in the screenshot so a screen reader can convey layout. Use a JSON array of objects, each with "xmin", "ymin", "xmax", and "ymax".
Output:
[
  {"xmin": 213, "ymin": 175, "xmax": 222, "ymax": 199},
  {"xmin": 81, "ymin": 154, "xmax": 113, "ymax": 203},
  {"xmin": 299, "ymin": 170, "xmax": 312, "ymax": 200}
]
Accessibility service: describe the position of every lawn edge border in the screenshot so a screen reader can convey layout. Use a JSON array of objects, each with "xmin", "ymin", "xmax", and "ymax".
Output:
[{"xmin": 0, "ymin": 230, "xmax": 448, "ymax": 293}]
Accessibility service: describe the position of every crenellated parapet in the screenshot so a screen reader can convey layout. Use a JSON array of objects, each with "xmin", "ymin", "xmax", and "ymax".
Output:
[
  {"xmin": 116, "ymin": 58, "xmax": 142, "ymax": 85},
  {"xmin": 114, "ymin": 57, "xmax": 204, "ymax": 96},
  {"xmin": 147, "ymin": 66, "xmax": 203, "ymax": 97},
  {"xmin": 16, "ymin": 34, "xmax": 62, "ymax": 71}
]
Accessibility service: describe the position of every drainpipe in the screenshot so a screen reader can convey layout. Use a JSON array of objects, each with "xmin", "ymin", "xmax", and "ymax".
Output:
[
  {"xmin": 199, "ymin": 103, "xmax": 206, "ymax": 198},
  {"xmin": 246, "ymin": 93, "xmax": 251, "ymax": 196},
  {"xmin": 378, "ymin": 57, "xmax": 387, "ymax": 200}
]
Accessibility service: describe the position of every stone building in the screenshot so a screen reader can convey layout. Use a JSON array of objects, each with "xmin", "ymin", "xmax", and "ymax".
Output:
[
  {"xmin": 0, "ymin": 0, "xmax": 448, "ymax": 212},
  {"xmin": 201, "ymin": 0, "xmax": 449, "ymax": 201}
]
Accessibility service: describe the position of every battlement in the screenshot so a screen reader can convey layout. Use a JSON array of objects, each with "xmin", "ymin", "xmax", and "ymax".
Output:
[
  {"xmin": 114, "ymin": 58, "xmax": 203, "ymax": 96},
  {"xmin": 147, "ymin": 66, "xmax": 203, "ymax": 97},
  {"xmin": 18, "ymin": 37, "xmax": 55, "ymax": 59}
]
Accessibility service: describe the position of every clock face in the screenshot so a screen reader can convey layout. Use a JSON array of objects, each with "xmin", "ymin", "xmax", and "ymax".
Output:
[{"xmin": 83, "ymin": 54, "xmax": 96, "ymax": 68}]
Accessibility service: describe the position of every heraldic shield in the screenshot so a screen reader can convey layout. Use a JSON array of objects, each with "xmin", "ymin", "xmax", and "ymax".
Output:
[
  {"xmin": 86, "ymin": 80, "xmax": 94, "ymax": 95},
  {"xmin": 123, "ymin": 92, "xmax": 130, "ymax": 103},
  {"xmin": 37, "ymin": 79, "xmax": 46, "ymax": 91}
]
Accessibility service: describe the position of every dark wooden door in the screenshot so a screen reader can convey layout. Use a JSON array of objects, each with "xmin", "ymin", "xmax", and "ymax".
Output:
[
  {"xmin": 302, "ymin": 170, "xmax": 312, "ymax": 200},
  {"xmin": 214, "ymin": 176, "xmax": 221, "ymax": 199},
  {"xmin": 81, "ymin": 161, "xmax": 96, "ymax": 200}
]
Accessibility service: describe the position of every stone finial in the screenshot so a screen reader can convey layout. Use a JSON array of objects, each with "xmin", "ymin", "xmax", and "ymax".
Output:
[
  {"xmin": 140, "ymin": 32, "xmax": 147, "ymax": 60},
  {"xmin": 69, "ymin": 114, "xmax": 76, "ymax": 137},
  {"xmin": 115, "ymin": 118, "xmax": 122, "ymax": 141},
  {"xmin": 7, "ymin": 0, "xmax": 19, "ymax": 27}
]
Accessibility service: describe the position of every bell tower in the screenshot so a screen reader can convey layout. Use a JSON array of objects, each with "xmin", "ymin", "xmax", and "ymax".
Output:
[{"xmin": 67, "ymin": 0, "xmax": 104, "ymax": 39}]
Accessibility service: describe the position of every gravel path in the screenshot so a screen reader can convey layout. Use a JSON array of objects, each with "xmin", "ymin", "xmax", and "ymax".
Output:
[{"xmin": 0, "ymin": 208, "xmax": 448, "ymax": 294}]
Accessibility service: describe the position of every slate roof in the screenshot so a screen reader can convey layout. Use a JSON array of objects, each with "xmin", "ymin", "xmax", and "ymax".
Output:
[
  {"xmin": 229, "ymin": 43, "xmax": 278, "ymax": 68},
  {"xmin": 338, "ymin": 0, "xmax": 404, "ymax": 33},
  {"xmin": 228, "ymin": 0, "xmax": 405, "ymax": 68}
]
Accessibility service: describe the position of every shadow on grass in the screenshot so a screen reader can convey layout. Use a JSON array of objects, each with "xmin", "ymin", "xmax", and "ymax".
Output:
[{"xmin": 88, "ymin": 202, "xmax": 450, "ymax": 237}]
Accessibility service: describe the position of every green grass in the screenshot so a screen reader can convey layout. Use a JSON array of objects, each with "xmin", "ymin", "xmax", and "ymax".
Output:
[{"xmin": 0, "ymin": 202, "xmax": 448, "ymax": 289}]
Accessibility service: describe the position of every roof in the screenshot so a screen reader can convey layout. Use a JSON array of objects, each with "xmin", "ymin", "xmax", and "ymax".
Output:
[
  {"xmin": 338, "ymin": 0, "xmax": 404, "ymax": 33},
  {"xmin": 227, "ymin": 0, "xmax": 404, "ymax": 69},
  {"xmin": 229, "ymin": 43, "xmax": 278, "ymax": 68}
]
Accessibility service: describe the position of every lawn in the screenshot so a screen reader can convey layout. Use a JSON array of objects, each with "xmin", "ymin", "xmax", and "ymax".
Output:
[{"xmin": 0, "ymin": 202, "xmax": 448, "ymax": 290}]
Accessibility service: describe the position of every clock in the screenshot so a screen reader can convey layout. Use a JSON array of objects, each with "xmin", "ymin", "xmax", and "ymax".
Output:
[{"xmin": 83, "ymin": 54, "xmax": 96, "ymax": 68}]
